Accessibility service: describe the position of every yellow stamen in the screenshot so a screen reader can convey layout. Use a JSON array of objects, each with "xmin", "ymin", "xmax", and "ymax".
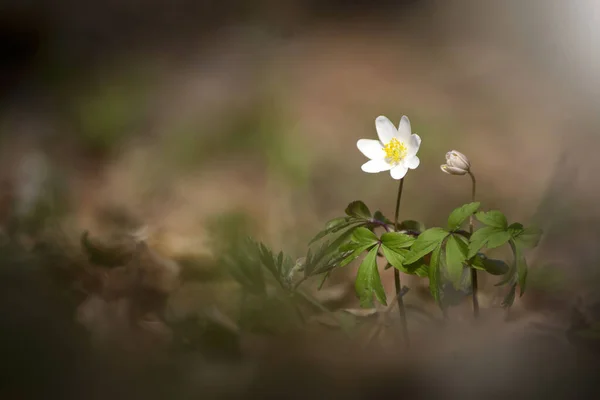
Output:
[{"xmin": 383, "ymin": 138, "xmax": 407, "ymax": 164}]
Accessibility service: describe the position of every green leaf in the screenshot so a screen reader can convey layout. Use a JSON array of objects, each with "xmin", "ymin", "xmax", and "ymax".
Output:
[
  {"xmin": 398, "ymin": 220, "xmax": 426, "ymax": 233},
  {"xmin": 380, "ymin": 245, "xmax": 405, "ymax": 270},
  {"xmin": 380, "ymin": 231, "xmax": 415, "ymax": 250},
  {"xmin": 507, "ymin": 223, "xmax": 524, "ymax": 237},
  {"xmin": 305, "ymin": 222, "xmax": 366, "ymax": 277},
  {"xmin": 381, "ymin": 245, "xmax": 429, "ymax": 277},
  {"xmin": 339, "ymin": 243, "xmax": 376, "ymax": 267},
  {"xmin": 345, "ymin": 200, "xmax": 372, "ymax": 219},
  {"xmin": 516, "ymin": 246, "xmax": 528, "ymax": 297},
  {"xmin": 445, "ymin": 235, "xmax": 468, "ymax": 288},
  {"xmin": 475, "ymin": 210, "xmax": 508, "ymax": 229},
  {"xmin": 355, "ymin": 246, "xmax": 387, "ymax": 307},
  {"xmin": 502, "ymin": 283, "xmax": 517, "ymax": 308},
  {"xmin": 485, "ymin": 230, "xmax": 512, "ymax": 249},
  {"xmin": 428, "ymin": 244, "xmax": 442, "ymax": 304},
  {"xmin": 351, "ymin": 227, "xmax": 379, "ymax": 245},
  {"xmin": 373, "ymin": 210, "xmax": 392, "ymax": 224},
  {"xmin": 513, "ymin": 226, "xmax": 543, "ymax": 249},
  {"xmin": 326, "ymin": 216, "xmax": 350, "ymax": 230},
  {"xmin": 310, "ymin": 218, "xmax": 351, "ymax": 244},
  {"xmin": 447, "ymin": 202, "xmax": 480, "ymax": 231},
  {"xmin": 468, "ymin": 226, "xmax": 509, "ymax": 258},
  {"xmin": 405, "ymin": 227, "xmax": 449, "ymax": 264},
  {"xmin": 472, "ymin": 255, "xmax": 509, "ymax": 275}
]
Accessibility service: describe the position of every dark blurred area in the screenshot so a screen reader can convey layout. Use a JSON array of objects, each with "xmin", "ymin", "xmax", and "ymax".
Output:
[{"xmin": 2, "ymin": 0, "xmax": 600, "ymax": 398}]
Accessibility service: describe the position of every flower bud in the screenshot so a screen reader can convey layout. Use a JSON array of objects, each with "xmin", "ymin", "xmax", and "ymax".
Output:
[
  {"xmin": 445, "ymin": 150, "xmax": 470, "ymax": 171},
  {"xmin": 440, "ymin": 164, "xmax": 468, "ymax": 175}
]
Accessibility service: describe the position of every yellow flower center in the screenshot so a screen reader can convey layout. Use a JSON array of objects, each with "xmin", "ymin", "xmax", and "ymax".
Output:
[{"xmin": 383, "ymin": 138, "xmax": 407, "ymax": 164}]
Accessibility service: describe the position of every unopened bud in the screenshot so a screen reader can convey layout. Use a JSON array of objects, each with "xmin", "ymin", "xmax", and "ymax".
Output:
[
  {"xmin": 441, "ymin": 150, "xmax": 471, "ymax": 175},
  {"xmin": 446, "ymin": 150, "xmax": 470, "ymax": 170},
  {"xmin": 440, "ymin": 164, "xmax": 468, "ymax": 175}
]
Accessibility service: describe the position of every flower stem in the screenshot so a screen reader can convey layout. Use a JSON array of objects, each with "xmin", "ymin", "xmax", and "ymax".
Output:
[
  {"xmin": 393, "ymin": 177, "xmax": 410, "ymax": 347},
  {"xmin": 468, "ymin": 171, "xmax": 480, "ymax": 319}
]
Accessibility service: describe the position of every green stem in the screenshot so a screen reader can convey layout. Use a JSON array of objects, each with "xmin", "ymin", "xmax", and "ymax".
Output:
[
  {"xmin": 393, "ymin": 177, "xmax": 410, "ymax": 348},
  {"xmin": 468, "ymin": 171, "xmax": 480, "ymax": 319}
]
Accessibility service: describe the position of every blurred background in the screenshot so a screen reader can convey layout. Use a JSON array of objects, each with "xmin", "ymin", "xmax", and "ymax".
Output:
[{"xmin": 2, "ymin": 0, "xmax": 600, "ymax": 398}]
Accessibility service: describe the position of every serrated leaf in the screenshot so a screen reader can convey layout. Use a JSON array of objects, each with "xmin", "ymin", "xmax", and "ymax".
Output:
[
  {"xmin": 355, "ymin": 246, "xmax": 387, "ymax": 308},
  {"xmin": 447, "ymin": 202, "xmax": 481, "ymax": 231},
  {"xmin": 445, "ymin": 235, "xmax": 468, "ymax": 288},
  {"xmin": 309, "ymin": 218, "xmax": 360, "ymax": 245},
  {"xmin": 468, "ymin": 226, "xmax": 503, "ymax": 258},
  {"xmin": 345, "ymin": 200, "xmax": 372, "ymax": 219},
  {"xmin": 380, "ymin": 231, "xmax": 415, "ymax": 250},
  {"xmin": 475, "ymin": 210, "xmax": 508, "ymax": 229},
  {"xmin": 352, "ymin": 227, "xmax": 379, "ymax": 245},
  {"xmin": 305, "ymin": 223, "xmax": 365, "ymax": 276},
  {"xmin": 428, "ymin": 244, "xmax": 442, "ymax": 304},
  {"xmin": 513, "ymin": 226, "xmax": 543, "ymax": 249},
  {"xmin": 485, "ymin": 230, "xmax": 512, "ymax": 249},
  {"xmin": 339, "ymin": 243, "xmax": 376, "ymax": 267},
  {"xmin": 404, "ymin": 227, "xmax": 449, "ymax": 264}
]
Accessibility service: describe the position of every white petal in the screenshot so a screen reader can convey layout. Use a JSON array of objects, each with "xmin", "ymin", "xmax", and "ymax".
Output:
[
  {"xmin": 441, "ymin": 164, "xmax": 467, "ymax": 175},
  {"xmin": 397, "ymin": 115, "xmax": 411, "ymax": 141},
  {"xmin": 356, "ymin": 139, "xmax": 385, "ymax": 160},
  {"xmin": 375, "ymin": 116, "xmax": 396, "ymax": 144},
  {"xmin": 390, "ymin": 164, "xmax": 408, "ymax": 180},
  {"xmin": 405, "ymin": 155, "xmax": 420, "ymax": 169},
  {"xmin": 361, "ymin": 159, "xmax": 392, "ymax": 173},
  {"xmin": 407, "ymin": 134, "xmax": 421, "ymax": 156}
]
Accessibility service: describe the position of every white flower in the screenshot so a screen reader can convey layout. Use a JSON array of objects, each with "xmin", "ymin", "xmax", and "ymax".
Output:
[
  {"xmin": 356, "ymin": 115, "xmax": 421, "ymax": 180},
  {"xmin": 441, "ymin": 150, "xmax": 471, "ymax": 175}
]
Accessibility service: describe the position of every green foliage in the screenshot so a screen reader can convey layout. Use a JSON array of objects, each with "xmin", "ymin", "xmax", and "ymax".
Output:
[
  {"xmin": 345, "ymin": 200, "xmax": 372, "ymax": 219},
  {"xmin": 467, "ymin": 208, "xmax": 543, "ymax": 307},
  {"xmin": 444, "ymin": 234, "xmax": 468, "ymax": 288},
  {"xmin": 355, "ymin": 246, "xmax": 387, "ymax": 308},
  {"xmin": 475, "ymin": 210, "xmax": 508, "ymax": 229},
  {"xmin": 428, "ymin": 244, "xmax": 443, "ymax": 303},
  {"xmin": 404, "ymin": 227, "xmax": 449, "ymax": 264},
  {"xmin": 471, "ymin": 254, "xmax": 509, "ymax": 275},
  {"xmin": 447, "ymin": 202, "xmax": 480, "ymax": 231}
]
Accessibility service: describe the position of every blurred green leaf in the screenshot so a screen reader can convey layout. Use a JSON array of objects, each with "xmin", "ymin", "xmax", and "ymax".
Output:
[
  {"xmin": 513, "ymin": 226, "xmax": 543, "ymax": 249},
  {"xmin": 355, "ymin": 246, "xmax": 387, "ymax": 308},
  {"xmin": 398, "ymin": 220, "xmax": 426, "ymax": 233},
  {"xmin": 502, "ymin": 283, "xmax": 517, "ymax": 308},
  {"xmin": 507, "ymin": 223, "xmax": 524, "ymax": 236},
  {"xmin": 447, "ymin": 202, "xmax": 480, "ymax": 231},
  {"xmin": 309, "ymin": 218, "xmax": 361, "ymax": 245},
  {"xmin": 373, "ymin": 211, "xmax": 392, "ymax": 225},
  {"xmin": 345, "ymin": 200, "xmax": 372, "ymax": 219},
  {"xmin": 471, "ymin": 255, "xmax": 509, "ymax": 275},
  {"xmin": 475, "ymin": 210, "xmax": 508, "ymax": 229},
  {"xmin": 515, "ymin": 245, "xmax": 528, "ymax": 297}
]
